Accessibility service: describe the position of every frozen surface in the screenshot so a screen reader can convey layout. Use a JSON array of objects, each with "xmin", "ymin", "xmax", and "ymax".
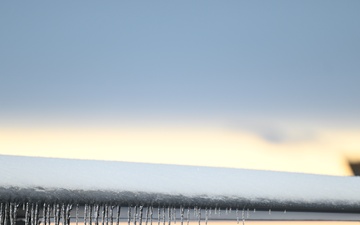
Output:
[{"xmin": 1, "ymin": 155, "xmax": 360, "ymax": 212}]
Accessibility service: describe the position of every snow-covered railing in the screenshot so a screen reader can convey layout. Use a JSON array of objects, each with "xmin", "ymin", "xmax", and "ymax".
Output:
[{"xmin": 1, "ymin": 154, "xmax": 360, "ymax": 224}]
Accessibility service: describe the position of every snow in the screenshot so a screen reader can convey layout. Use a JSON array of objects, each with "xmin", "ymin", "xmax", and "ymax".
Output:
[{"xmin": 0, "ymin": 154, "xmax": 360, "ymax": 212}]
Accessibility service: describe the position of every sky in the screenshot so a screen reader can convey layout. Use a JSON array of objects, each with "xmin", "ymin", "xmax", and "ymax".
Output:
[{"xmin": 0, "ymin": 1, "xmax": 360, "ymax": 175}]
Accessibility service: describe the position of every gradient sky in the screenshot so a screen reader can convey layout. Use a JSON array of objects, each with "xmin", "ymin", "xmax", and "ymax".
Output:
[
  {"xmin": 1, "ymin": 1, "xmax": 359, "ymax": 123},
  {"xmin": 1, "ymin": 1, "xmax": 360, "ymax": 175}
]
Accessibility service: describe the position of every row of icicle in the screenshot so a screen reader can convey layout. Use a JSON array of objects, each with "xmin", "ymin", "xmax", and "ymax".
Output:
[{"xmin": 0, "ymin": 203, "xmax": 252, "ymax": 225}]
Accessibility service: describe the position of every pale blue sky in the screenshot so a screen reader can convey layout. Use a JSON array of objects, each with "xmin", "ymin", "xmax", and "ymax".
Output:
[{"xmin": 1, "ymin": 1, "xmax": 359, "ymax": 130}]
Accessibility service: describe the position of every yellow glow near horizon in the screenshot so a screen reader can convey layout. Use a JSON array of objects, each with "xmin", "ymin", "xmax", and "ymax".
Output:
[{"xmin": 0, "ymin": 125, "xmax": 358, "ymax": 176}]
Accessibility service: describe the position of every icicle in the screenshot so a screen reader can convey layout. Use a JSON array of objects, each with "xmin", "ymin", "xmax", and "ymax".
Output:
[
  {"xmin": 173, "ymin": 207, "xmax": 176, "ymax": 225},
  {"xmin": 268, "ymin": 209, "xmax": 271, "ymax": 215},
  {"xmin": 61, "ymin": 204, "xmax": 66, "ymax": 225},
  {"xmin": 145, "ymin": 206, "xmax": 150, "ymax": 225},
  {"xmin": 174, "ymin": 207, "xmax": 177, "ymax": 224},
  {"xmin": 284, "ymin": 210, "xmax": 287, "ymax": 214},
  {"xmin": 204, "ymin": 208, "xmax": 208, "ymax": 225},
  {"xmin": 29, "ymin": 203, "xmax": 33, "ymax": 225},
  {"xmin": 95, "ymin": 205, "xmax": 101, "ymax": 225},
  {"xmin": 8, "ymin": 203, "xmax": 13, "ymax": 225},
  {"xmin": 134, "ymin": 206, "xmax": 138, "ymax": 225},
  {"xmin": 139, "ymin": 206, "xmax": 143, "ymax": 225},
  {"xmin": 93, "ymin": 205, "xmax": 98, "ymax": 225},
  {"xmin": 116, "ymin": 206, "xmax": 121, "ymax": 225},
  {"xmin": 66, "ymin": 204, "xmax": 73, "ymax": 225},
  {"xmin": 108, "ymin": 205, "xmax": 115, "ymax": 225},
  {"xmin": 241, "ymin": 209, "xmax": 245, "ymax": 225},
  {"xmin": 170, "ymin": 208, "xmax": 174, "ymax": 224},
  {"xmin": 171, "ymin": 208, "xmax": 174, "ymax": 225},
  {"xmin": 128, "ymin": 206, "xmax": 132, "ymax": 225},
  {"xmin": 12, "ymin": 203, "xmax": 19, "ymax": 225},
  {"xmin": 26, "ymin": 203, "xmax": 30, "ymax": 225},
  {"xmin": 4, "ymin": 203, "xmax": 9, "ymax": 225},
  {"xmin": 30, "ymin": 203, "xmax": 35, "ymax": 225},
  {"xmin": 149, "ymin": 207, "xmax": 153, "ymax": 225},
  {"xmin": 167, "ymin": 207, "xmax": 170, "ymax": 225},
  {"xmin": 157, "ymin": 207, "xmax": 160, "ymax": 225},
  {"xmin": 109, "ymin": 206, "xmax": 114, "ymax": 225},
  {"xmin": 186, "ymin": 208, "xmax": 190, "ymax": 225},
  {"xmin": 99, "ymin": 205, "xmax": 106, "ymax": 225},
  {"xmin": 24, "ymin": 202, "xmax": 30, "ymax": 225},
  {"xmin": 75, "ymin": 204, "xmax": 79, "ymax": 225},
  {"xmin": 33, "ymin": 204, "xmax": 37, "ymax": 225},
  {"xmin": 53, "ymin": 204, "xmax": 58, "ymax": 225},
  {"xmin": 89, "ymin": 205, "xmax": 93, "ymax": 225},
  {"xmin": 105, "ymin": 205, "xmax": 109, "ymax": 225},
  {"xmin": 0, "ymin": 203, "xmax": 4, "ymax": 225},
  {"xmin": 35, "ymin": 203, "xmax": 39, "ymax": 225},
  {"xmin": 246, "ymin": 209, "xmax": 249, "ymax": 219},
  {"xmin": 53, "ymin": 204, "xmax": 56, "ymax": 225},
  {"xmin": 30, "ymin": 204, "xmax": 34, "ymax": 225},
  {"xmin": 84, "ymin": 205, "xmax": 88, "ymax": 225},
  {"xmin": 162, "ymin": 208, "xmax": 165, "ymax": 225},
  {"xmin": 43, "ymin": 203, "xmax": 47, "ymax": 225},
  {"xmin": 61, "ymin": 205, "xmax": 65, "ymax": 225},
  {"xmin": 63, "ymin": 205, "xmax": 68, "ymax": 225},
  {"xmin": 63, "ymin": 205, "xmax": 67, "ymax": 225},
  {"xmin": 9, "ymin": 203, "xmax": 14, "ymax": 225},
  {"xmin": 145, "ymin": 206, "xmax": 149, "ymax": 225},
  {"xmin": 236, "ymin": 208, "xmax": 239, "ymax": 224},
  {"xmin": 30, "ymin": 204, "xmax": 33, "ymax": 225},
  {"xmin": 180, "ymin": 207, "xmax": 184, "ymax": 225},
  {"xmin": 101, "ymin": 205, "xmax": 105, "ymax": 225},
  {"xmin": 52, "ymin": 204, "xmax": 57, "ymax": 225},
  {"xmin": 57, "ymin": 204, "xmax": 62, "ymax": 225},
  {"xmin": 197, "ymin": 208, "xmax": 201, "ymax": 225},
  {"xmin": 46, "ymin": 204, "xmax": 51, "ymax": 225}
]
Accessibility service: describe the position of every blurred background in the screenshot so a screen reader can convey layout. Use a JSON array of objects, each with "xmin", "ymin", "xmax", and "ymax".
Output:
[{"xmin": 0, "ymin": 1, "xmax": 359, "ymax": 176}]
